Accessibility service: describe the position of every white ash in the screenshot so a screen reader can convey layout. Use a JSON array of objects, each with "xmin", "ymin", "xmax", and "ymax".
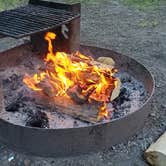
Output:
[{"xmin": 0, "ymin": 72, "xmax": 147, "ymax": 129}]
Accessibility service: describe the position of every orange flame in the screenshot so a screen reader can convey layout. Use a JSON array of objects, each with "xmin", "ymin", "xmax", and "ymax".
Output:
[{"xmin": 23, "ymin": 32, "xmax": 118, "ymax": 119}]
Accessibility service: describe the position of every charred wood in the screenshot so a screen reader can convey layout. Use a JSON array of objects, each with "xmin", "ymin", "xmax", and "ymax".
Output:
[
  {"xmin": 34, "ymin": 94, "xmax": 101, "ymax": 124},
  {"xmin": 26, "ymin": 109, "xmax": 49, "ymax": 128}
]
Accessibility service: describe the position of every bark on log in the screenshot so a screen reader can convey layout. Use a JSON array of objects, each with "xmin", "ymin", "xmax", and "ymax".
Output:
[
  {"xmin": 144, "ymin": 131, "xmax": 166, "ymax": 166},
  {"xmin": 30, "ymin": 56, "xmax": 118, "ymax": 123},
  {"xmin": 33, "ymin": 92, "xmax": 102, "ymax": 123},
  {"xmin": 67, "ymin": 85, "xmax": 88, "ymax": 104}
]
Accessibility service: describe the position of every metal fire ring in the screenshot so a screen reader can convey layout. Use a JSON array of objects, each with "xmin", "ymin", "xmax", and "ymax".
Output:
[{"xmin": 0, "ymin": 44, "xmax": 155, "ymax": 157}]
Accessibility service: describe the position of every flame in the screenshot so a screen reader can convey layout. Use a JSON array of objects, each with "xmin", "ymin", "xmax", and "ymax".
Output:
[
  {"xmin": 99, "ymin": 103, "xmax": 109, "ymax": 117},
  {"xmin": 23, "ymin": 32, "xmax": 118, "ymax": 120}
]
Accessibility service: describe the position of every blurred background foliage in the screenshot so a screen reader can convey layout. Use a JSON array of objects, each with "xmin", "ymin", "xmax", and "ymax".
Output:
[
  {"xmin": 0, "ymin": 0, "xmax": 165, "ymax": 11},
  {"xmin": 120, "ymin": 0, "xmax": 165, "ymax": 10},
  {"xmin": 0, "ymin": 0, "xmax": 28, "ymax": 11}
]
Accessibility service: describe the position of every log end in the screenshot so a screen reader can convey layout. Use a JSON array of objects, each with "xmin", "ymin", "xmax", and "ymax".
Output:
[
  {"xmin": 144, "ymin": 151, "xmax": 166, "ymax": 166},
  {"xmin": 110, "ymin": 78, "xmax": 121, "ymax": 101},
  {"xmin": 97, "ymin": 57, "xmax": 115, "ymax": 66}
]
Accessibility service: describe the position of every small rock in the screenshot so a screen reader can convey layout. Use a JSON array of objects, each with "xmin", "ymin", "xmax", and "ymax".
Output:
[
  {"xmin": 150, "ymin": 112, "xmax": 156, "ymax": 117},
  {"xmin": 160, "ymin": 122, "xmax": 166, "ymax": 127},
  {"xmin": 8, "ymin": 156, "xmax": 14, "ymax": 162},
  {"xmin": 111, "ymin": 146, "xmax": 116, "ymax": 150},
  {"xmin": 161, "ymin": 104, "xmax": 166, "ymax": 109},
  {"xmin": 155, "ymin": 84, "xmax": 161, "ymax": 88}
]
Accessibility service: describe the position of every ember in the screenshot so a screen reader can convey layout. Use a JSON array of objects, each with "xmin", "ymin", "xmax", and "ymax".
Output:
[{"xmin": 23, "ymin": 32, "xmax": 119, "ymax": 120}]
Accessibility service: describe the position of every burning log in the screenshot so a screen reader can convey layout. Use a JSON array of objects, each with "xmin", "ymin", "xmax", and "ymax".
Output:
[
  {"xmin": 23, "ymin": 32, "xmax": 119, "ymax": 122},
  {"xmin": 70, "ymin": 51, "xmax": 93, "ymax": 63},
  {"xmin": 144, "ymin": 131, "xmax": 166, "ymax": 166},
  {"xmin": 42, "ymin": 86, "xmax": 55, "ymax": 97},
  {"xmin": 34, "ymin": 93, "xmax": 105, "ymax": 124},
  {"xmin": 67, "ymin": 85, "xmax": 88, "ymax": 104},
  {"xmin": 37, "ymin": 81, "xmax": 56, "ymax": 97}
]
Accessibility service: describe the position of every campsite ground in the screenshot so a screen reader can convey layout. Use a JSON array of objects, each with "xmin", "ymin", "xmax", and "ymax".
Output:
[{"xmin": 0, "ymin": 0, "xmax": 166, "ymax": 165}]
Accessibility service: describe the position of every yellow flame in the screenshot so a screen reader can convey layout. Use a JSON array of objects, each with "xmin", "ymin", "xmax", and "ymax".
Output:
[{"xmin": 23, "ymin": 32, "xmax": 118, "ymax": 119}]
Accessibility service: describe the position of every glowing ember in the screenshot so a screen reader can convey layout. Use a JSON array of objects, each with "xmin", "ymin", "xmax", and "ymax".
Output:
[{"xmin": 23, "ymin": 32, "xmax": 118, "ymax": 120}]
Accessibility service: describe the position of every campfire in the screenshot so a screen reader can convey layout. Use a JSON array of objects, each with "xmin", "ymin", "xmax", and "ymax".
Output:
[
  {"xmin": 23, "ymin": 32, "xmax": 120, "ymax": 121},
  {"xmin": 0, "ymin": 0, "xmax": 154, "ymax": 157}
]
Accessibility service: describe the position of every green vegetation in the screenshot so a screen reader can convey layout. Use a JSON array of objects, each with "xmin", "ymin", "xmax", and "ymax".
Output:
[
  {"xmin": 120, "ymin": 0, "xmax": 164, "ymax": 10},
  {"xmin": 65, "ymin": 0, "xmax": 104, "ymax": 4},
  {"xmin": 66, "ymin": 0, "xmax": 165, "ymax": 9},
  {"xmin": 0, "ymin": 0, "xmax": 165, "ymax": 10},
  {"xmin": 138, "ymin": 19, "xmax": 159, "ymax": 28},
  {"xmin": 0, "ymin": 0, "xmax": 104, "ymax": 10},
  {"xmin": 0, "ymin": 0, "xmax": 27, "ymax": 11}
]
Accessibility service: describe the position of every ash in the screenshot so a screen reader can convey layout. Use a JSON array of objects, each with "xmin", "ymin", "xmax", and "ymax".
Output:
[
  {"xmin": 1, "ymin": 72, "xmax": 147, "ymax": 129},
  {"xmin": 112, "ymin": 73, "xmax": 147, "ymax": 119}
]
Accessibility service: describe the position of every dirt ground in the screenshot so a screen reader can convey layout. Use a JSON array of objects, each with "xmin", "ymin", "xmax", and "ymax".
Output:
[{"xmin": 0, "ymin": 0, "xmax": 166, "ymax": 165}]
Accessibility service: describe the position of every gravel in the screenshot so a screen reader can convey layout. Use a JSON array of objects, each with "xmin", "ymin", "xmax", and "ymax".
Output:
[{"xmin": 0, "ymin": 0, "xmax": 166, "ymax": 165}]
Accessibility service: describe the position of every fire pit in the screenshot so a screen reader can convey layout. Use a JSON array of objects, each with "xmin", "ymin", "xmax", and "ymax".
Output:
[{"xmin": 0, "ymin": 0, "xmax": 154, "ymax": 157}]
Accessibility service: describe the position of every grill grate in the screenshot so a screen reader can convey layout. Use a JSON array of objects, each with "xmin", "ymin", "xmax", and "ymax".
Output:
[{"xmin": 0, "ymin": 4, "xmax": 80, "ymax": 38}]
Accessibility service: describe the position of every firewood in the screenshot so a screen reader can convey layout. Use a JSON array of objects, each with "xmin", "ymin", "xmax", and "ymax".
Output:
[
  {"xmin": 67, "ymin": 85, "xmax": 88, "ymax": 104},
  {"xmin": 37, "ymin": 81, "xmax": 56, "ymax": 97},
  {"xmin": 71, "ymin": 52, "xmax": 92, "ymax": 63},
  {"xmin": 144, "ymin": 131, "xmax": 166, "ymax": 166},
  {"xmin": 110, "ymin": 78, "xmax": 121, "ymax": 101},
  {"xmin": 92, "ymin": 61, "xmax": 114, "ymax": 70},
  {"xmin": 42, "ymin": 86, "xmax": 55, "ymax": 97},
  {"xmin": 34, "ymin": 93, "xmax": 102, "ymax": 123},
  {"xmin": 97, "ymin": 57, "xmax": 115, "ymax": 66}
]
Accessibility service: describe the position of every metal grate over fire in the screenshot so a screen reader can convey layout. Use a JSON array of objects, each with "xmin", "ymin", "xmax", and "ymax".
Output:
[{"xmin": 0, "ymin": 1, "xmax": 79, "ymax": 38}]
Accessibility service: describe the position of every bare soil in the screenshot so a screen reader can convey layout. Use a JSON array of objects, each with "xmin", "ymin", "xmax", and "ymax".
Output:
[{"xmin": 0, "ymin": 0, "xmax": 166, "ymax": 165}]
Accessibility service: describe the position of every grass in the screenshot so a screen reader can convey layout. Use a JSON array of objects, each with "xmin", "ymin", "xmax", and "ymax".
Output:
[
  {"xmin": 0, "ymin": 0, "xmax": 103, "ymax": 9},
  {"xmin": 66, "ymin": 0, "xmax": 165, "ymax": 9},
  {"xmin": 138, "ymin": 19, "xmax": 159, "ymax": 28},
  {"xmin": 0, "ymin": 0, "xmax": 165, "ymax": 11},
  {"xmin": 120, "ymin": 0, "xmax": 165, "ymax": 10},
  {"xmin": 0, "ymin": 0, "xmax": 27, "ymax": 11},
  {"xmin": 64, "ymin": 0, "xmax": 105, "ymax": 4}
]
